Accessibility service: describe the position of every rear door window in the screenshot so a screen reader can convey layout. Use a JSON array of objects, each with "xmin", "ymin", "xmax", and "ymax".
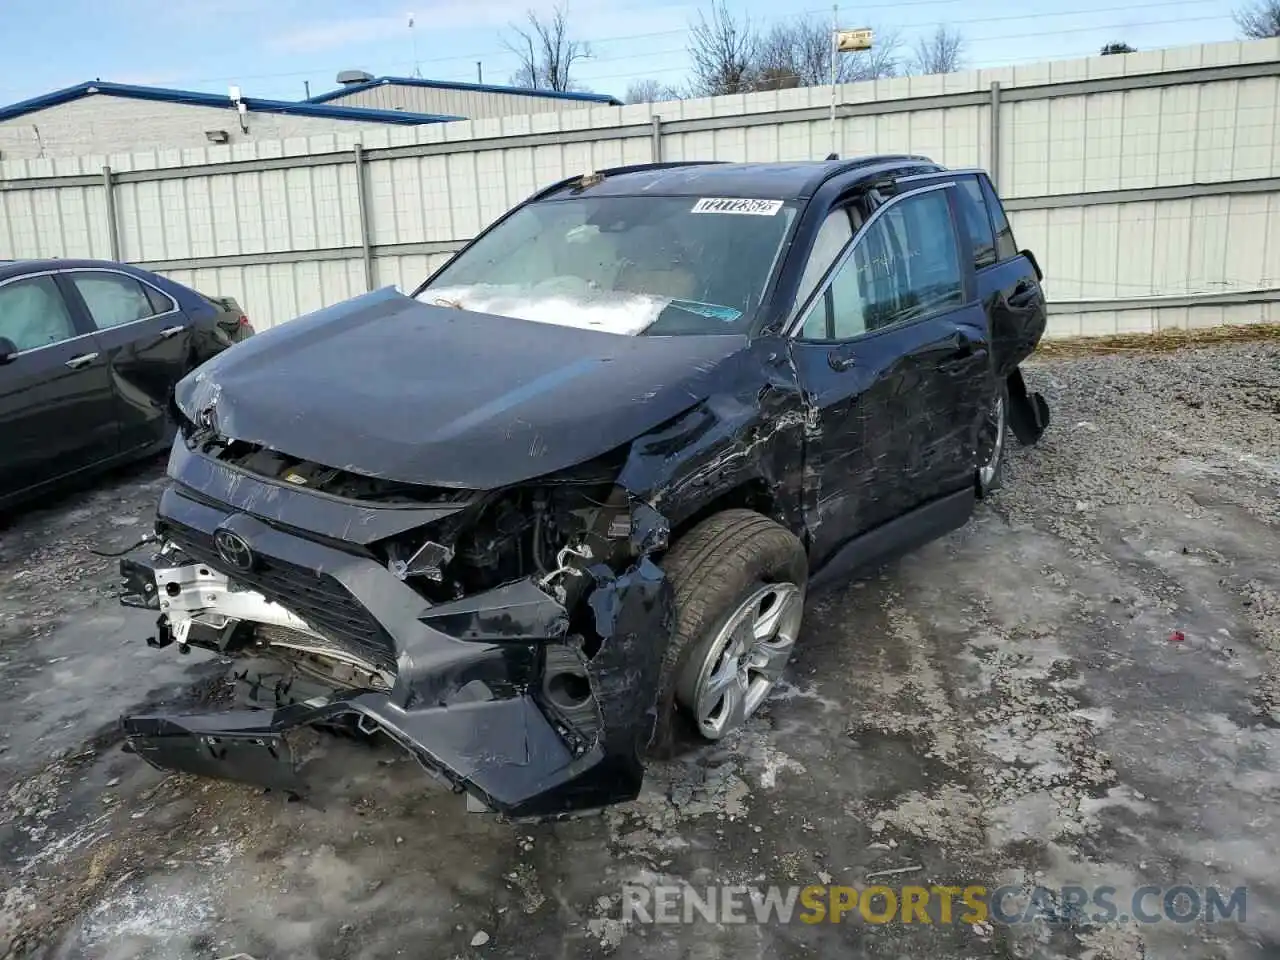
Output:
[
  {"xmin": 70, "ymin": 272, "xmax": 158, "ymax": 329},
  {"xmin": 979, "ymin": 175, "xmax": 1018, "ymax": 261},
  {"xmin": 956, "ymin": 177, "xmax": 997, "ymax": 269}
]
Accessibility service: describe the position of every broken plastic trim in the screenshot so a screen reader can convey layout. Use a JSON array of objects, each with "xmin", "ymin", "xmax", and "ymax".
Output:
[
  {"xmin": 1006, "ymin": 368, "xmax": 1051, "ymax": 446},
  {"xmin": 119, "ymin": 549, "xmax": 677, "ymax": 819}
]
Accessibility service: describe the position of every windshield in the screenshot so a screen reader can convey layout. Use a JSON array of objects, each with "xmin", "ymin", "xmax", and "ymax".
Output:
[{"xmin": 417, "ymin": 195, "xmax": 797, "ymax": 336}]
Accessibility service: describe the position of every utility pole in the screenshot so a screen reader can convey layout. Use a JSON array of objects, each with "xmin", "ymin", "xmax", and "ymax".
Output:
[
  {"xmin": 408, "ymin": 12, "xmax": 422, "ymax": 78},
  {"xmin": 477, "ymin": 61, "xmax": 483, "ymax": 84},
  {"xmin": 304, "ymin": 80, "xmax": 311, "ymax": 99},
  {"xmin": 831, "ymin": 23, "xmax": 874, "ymax": 159},
  {"xmin": 829, "ymin": 4, "xmax": 838, "ymax": 158}
]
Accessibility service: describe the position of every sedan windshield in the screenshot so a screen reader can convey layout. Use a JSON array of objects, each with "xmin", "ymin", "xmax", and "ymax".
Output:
[{"xmin": 417, "ymin": 195, "xmax": 797, "ymax": 335}]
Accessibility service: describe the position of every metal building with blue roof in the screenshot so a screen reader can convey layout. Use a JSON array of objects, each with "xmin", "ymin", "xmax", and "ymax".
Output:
[
  {"xmin": 306, "ymin": 72, "xmax": 621, "ymax": 120},
  {"xmin": 0, "ymin": 74, "xmax": 620, "ymax": 161}
]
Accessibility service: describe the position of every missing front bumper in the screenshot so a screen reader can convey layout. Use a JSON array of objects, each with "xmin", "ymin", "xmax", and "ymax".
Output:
[
  {"xmin": 118, "ymin": 500, "xmax": 674, "ymax": 818},
  {"xmin": 122, "ymin": 687, "xmax": 643, "ymax": 818}
]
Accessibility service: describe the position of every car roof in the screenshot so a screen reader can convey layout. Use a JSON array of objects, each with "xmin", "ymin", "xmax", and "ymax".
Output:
[
  {"xmin": 536, "ymin": 156, "xmax": 941, "ymax": 202},
  {"xmin": 0, "ymin": 258, "xmax": 158, "ymax": 281}
]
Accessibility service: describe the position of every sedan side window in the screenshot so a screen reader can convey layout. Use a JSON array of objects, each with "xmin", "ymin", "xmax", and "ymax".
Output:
[
  {"xmin": 798, "ymin": 188, "xmax": 965, "ymax": 341},
  {"xmin": 0, "ymin": 276, "xmax": 77, "ymax": 352},
  {"xmin": 144, "ymin": 284, "xmax": 176, "ymax": 316},
  {"xmin": 71, "ymin": 273, "xmax": 156, "ymax": 330}
]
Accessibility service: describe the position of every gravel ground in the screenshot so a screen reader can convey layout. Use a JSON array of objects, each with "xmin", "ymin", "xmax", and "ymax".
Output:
[{"xmin": 0, "ymin": 337, "xmax": 1277, "ymax": 959}]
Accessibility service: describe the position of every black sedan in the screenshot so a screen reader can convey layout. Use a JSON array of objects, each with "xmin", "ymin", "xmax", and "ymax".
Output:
[{"xmin": 0, "ymin": 259, "xmax": 253, "ymax": 510}]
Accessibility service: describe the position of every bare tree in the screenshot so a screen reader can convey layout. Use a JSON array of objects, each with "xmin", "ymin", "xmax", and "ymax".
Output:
[
  {"xmin": 505, "ymin": 5, "xmax": 591, "ymax": 92},
  {"xmin": 625, "ymin": 79, "xmax": 684, "ymax": 103},
  {"xmin": 851, "ymin": 27, "xmax": 905, "ymax": 82},
  {"xmin": 756, "ymin": 16, "xmax": 902, "ymax": 89},
  {"xmin": 910, "ymin": 25, "xmax": 966, "ymax": 75},
  {"xmin": 687, "ymin": 1, "xmax": 759, "ymax": 96},
  {"xmin": 1236, "ymin": 1, "xmax": 1280, "ymax": 36},
  {"xmin": 1100, "ymin": 41, "xmax": 1137, "ymax": 54}
]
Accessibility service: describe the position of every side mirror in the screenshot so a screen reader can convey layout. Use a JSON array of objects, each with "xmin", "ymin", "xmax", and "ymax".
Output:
[
  {"xmin": 1020, "ymin": 248, "xmax": 1044, "ymax": 282},
  {"xmin": 0, "ymin": 337, "xmax": 18, "ymax": 365}
]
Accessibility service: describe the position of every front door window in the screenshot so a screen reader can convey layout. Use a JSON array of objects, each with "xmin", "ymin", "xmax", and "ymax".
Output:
[
  {"xmin": 798, "ymin": 188, "xmax": 965, "ymax": 341},
  {"xmin": 0, "ymin": 276, "xmax": 77, "ymax": 352}
]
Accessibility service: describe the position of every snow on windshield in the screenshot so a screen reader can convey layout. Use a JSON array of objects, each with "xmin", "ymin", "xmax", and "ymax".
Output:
[
  {"xmin": 416, "ymin": 195, "xmax": 796, "ymax": 336},
  {"xmin": 425, "ymin": 283, "xmax": 671, "ymax": 336}
]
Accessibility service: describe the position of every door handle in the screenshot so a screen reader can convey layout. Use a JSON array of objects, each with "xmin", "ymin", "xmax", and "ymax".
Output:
[
  {"xmin": 64, "ymin": 352, "xmax": 99, "ymax": 369},
  {"xmin": 159, "ymin": 325, "xmax": 185, "ymax": 339},
  {"xmin": 1009, "ymin": 280, "xmax": 1038, "ymax": 309},
  {"xmin": 948, "ymin": 330, "xmax": 977, "ymax": 359},
  {"xmin": 827, "ymin": 350, "xmax": 856, "ymax": 372}
]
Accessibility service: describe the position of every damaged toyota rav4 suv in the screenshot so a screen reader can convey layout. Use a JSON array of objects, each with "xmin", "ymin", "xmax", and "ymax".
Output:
[{"xmin": 119, "ymin": 157, "xmax": 1050, "ymax": 819}]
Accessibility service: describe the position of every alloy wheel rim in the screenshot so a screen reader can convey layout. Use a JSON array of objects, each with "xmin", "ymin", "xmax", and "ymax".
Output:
[
  {"xmin": 979, "ymin": 394, "xmax": 1006, "ymax": 488},
  {"xmin": 678, "ymin": 582, "xmax": 804, "ymax": 740}
]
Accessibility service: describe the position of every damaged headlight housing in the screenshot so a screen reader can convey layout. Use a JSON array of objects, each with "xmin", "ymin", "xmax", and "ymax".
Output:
[{"xmin": 372, "ymin": 466, "xmax": 670, "ymax": 755}]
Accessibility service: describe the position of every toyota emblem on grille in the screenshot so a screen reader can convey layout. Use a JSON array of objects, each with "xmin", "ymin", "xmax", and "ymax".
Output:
[{"xmin": 213, "ymin": 529, "xmax": 255, "ymax": 572}]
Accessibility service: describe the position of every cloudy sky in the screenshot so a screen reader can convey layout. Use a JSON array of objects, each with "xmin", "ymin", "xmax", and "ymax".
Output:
[{"xmin": 0, "ymin": 0, "xmax": 1245, "ymax": 105}]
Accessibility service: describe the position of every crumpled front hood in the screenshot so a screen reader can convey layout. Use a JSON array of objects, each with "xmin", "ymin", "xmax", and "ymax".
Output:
[{"xmin": 176, "ymin": 288, "xmax": 750, "ymax": 490}]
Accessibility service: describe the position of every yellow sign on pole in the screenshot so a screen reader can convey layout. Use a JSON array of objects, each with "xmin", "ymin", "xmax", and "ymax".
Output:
[{"xmin": 836, "ymin": 28, "xmax": 874, "ymax": 52}]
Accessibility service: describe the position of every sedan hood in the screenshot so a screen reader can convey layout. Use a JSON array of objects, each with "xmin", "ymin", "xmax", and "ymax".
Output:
[{"xmin": 176, "ymin": 288, "xmax": 750, "ymax": 490}]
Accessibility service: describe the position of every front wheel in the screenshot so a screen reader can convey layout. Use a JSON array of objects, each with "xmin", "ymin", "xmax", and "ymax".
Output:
[{"xmin": 651, "ymin": 509, "xmax": 807, "ymax": 751}]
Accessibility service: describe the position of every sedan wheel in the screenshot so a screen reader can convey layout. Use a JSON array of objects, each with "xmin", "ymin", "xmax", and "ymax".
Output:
[{"xmin": 677, "ymin": 582, "xmax": 804, "ymax": 739}]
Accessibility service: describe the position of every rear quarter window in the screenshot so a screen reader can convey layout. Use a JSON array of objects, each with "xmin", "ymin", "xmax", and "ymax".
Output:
[{"xmin": 143, "ymin": 283, "xmax": 176, "ymax": 315}]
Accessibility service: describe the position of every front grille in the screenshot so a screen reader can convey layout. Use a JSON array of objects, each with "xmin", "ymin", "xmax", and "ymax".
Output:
[
  {"xmin": 163, "ymin": 520, "xmax": 397, "ymax": 674},
  {"xmin": 255, "ymin": 624, "xmax": 393, "ymax": 693}
]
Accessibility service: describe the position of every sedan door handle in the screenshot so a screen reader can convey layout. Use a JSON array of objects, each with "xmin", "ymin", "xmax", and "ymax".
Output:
[
  {"xmin": 64, "ymin": 352, "xmax": 99, "ymax": 369},
  {"xmin": 159, "ymin": 325, "xmax": 185, "ymax": 339}
]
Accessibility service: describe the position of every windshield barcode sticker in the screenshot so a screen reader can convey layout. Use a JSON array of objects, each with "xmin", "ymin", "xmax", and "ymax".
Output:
[{"xmin": 691, "ymin": 198, "xmax": 784, "ymax": 216}]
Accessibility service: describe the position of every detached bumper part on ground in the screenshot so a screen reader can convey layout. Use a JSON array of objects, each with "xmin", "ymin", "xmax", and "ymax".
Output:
[{"xmin": 117, "ymin": 481, "xmax": 676, "ymax": 820}]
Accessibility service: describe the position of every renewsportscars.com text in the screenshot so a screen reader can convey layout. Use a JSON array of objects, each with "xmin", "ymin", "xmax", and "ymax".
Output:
[{"xmin": 621, "ymin": 883, "xmax": 1247, "ymax": 926}]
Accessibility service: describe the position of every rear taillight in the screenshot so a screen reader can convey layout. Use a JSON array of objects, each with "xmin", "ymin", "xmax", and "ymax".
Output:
[{"xmin": 238, "ymin": 315, "xmax": 250, "ymax": 327}]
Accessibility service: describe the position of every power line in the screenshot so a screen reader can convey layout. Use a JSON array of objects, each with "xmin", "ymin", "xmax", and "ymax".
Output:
[
  {"xmin": 0, "ymin": 0, "xmax": 1227, "ymax": 97},
  {"xmin": 553, "ymin": 13, "xmax": 1236, "ymax": 87}
]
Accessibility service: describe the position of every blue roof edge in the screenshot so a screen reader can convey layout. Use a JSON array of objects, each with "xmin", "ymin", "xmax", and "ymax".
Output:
[
  {"xmin": 0, "ymin": 81, "xmax": 464, "ymax": 126},
  {"xmin": 307, "ymin": 76, "xmax": 622, "ymax": 106}
]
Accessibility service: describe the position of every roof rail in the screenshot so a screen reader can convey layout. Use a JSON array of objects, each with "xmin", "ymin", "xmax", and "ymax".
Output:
[{"xmin": 528, "ymin": 161, "xmax": 726, "ymax": 202}]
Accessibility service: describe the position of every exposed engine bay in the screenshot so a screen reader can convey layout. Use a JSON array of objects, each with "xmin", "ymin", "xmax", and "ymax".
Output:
[{"xmin": 201, "ymin": 436, "xmax": 630, "ymax": 607}]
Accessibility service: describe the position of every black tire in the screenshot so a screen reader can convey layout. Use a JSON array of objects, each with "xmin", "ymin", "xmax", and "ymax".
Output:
[
  {"xmin": 649, "ymin": 509, "xmax": 807, "ymax": 755},
  {"xmin": 976, "ymin": 380, "xmax": 1010, "ymax": 499}
]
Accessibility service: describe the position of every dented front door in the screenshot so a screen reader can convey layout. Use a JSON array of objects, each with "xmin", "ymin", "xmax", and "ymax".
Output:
[{"xmin": 787, "ymin": 183, "xmax": 989, "ymax": 568}]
